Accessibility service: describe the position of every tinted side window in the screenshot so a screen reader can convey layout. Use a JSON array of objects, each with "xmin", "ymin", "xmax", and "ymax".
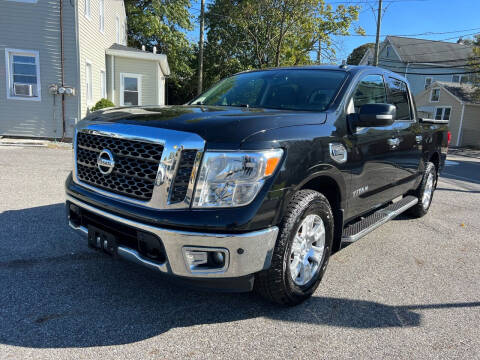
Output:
[
  {"xmin": 352, "ymin": 74, "xmax": 387, "ymax": 112},
  {"xmin": 388, "ymin": 78, "xmax": 412, "ymax": 120}
]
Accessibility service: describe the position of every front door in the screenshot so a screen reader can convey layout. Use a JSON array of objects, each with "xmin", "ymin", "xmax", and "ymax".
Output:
[{"xmin": 346, "ymin": 74, "xmax": 401, "ymax": 219}]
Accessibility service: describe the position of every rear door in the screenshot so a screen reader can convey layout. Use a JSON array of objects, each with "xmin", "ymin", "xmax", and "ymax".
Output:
[
  {"xmin": 386, "ymin": 77, "xmax": 422, "ymax": 197},
  {"xmin": 346, "ymin": 74, "xmax": 401, "ymax": 218}
]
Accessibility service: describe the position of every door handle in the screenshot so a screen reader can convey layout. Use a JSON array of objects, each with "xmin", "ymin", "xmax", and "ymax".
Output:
[{"xmin": 387, "ymin": 138, "xmax": 400, "ymax": 148}]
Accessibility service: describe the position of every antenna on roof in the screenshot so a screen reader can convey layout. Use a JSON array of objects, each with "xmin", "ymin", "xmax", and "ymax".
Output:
[{"xmin": 339, "ymin": 60, "xmax": 348, "ymax": 69}]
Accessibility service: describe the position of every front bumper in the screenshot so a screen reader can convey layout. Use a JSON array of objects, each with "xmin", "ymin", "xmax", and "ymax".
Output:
[{"xmin": 66, "ymin": 195, "xmax": 279, "ymax": 281}]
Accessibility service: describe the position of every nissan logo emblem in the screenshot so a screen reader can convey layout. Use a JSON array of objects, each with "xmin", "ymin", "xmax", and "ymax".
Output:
[{"xmin": 97, "ymin": 149, "xmax": 115, "ymax": 175}]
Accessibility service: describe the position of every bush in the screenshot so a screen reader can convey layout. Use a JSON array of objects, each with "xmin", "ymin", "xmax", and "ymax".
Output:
[{"xmin": 91, "ymin": 98, "xmax": 115, "ymax": 112}]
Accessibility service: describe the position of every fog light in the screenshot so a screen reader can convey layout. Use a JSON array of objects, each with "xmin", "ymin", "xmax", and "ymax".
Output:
[
  {"xmin": 182, "ymin": 247, "xmax": 229, "ymax": 273},
  {"xmin": 184, "ymin": 250, "xmax": 208, "ymax": 267},
  {"xmin": 212, "ymin": 251, "xmax": 225, "ymax": 266}
]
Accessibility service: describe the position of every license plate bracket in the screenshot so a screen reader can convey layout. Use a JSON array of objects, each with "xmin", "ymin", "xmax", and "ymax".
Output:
[{"xmin": 88, "ymin": 225, "xmax": 118, "ymax": 256}]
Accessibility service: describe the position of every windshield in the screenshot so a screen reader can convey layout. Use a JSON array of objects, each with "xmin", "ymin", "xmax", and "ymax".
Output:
[{"xmin": 191, "ymin": 69, "xmax": 347, "ymax": 112}]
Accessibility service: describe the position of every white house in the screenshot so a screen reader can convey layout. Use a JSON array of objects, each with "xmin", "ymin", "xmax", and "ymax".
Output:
[{"xmin": 0, "ymin": 0, "xmax": 170, "ymax": 139}]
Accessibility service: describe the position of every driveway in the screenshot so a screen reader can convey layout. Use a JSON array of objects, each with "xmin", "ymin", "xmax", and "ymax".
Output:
[{"xmin": 0, "ymin": 147, "xmax": 479, "ymax": 359}]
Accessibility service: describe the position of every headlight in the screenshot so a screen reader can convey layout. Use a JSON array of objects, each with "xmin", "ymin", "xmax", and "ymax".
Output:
[{"xmin": 192, "ymin": 149, "xmax": 283, "ymax": 208}]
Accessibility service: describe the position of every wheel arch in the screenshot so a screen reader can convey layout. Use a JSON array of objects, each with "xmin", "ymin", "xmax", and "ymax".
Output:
[{"xmin": 298, "ymin": 174, "xmax": 345, "ymax": 252}]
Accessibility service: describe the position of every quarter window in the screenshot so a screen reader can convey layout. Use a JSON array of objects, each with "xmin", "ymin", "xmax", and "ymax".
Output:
[
  {"xmin": 435, "ymin": 107, "xmax": 451, "ymax": 121},
  {"xmin": 430, "ymin": 88, "xmax": 440, "ymax": 102},
  {"xmin": 352, "ymin": 74, "xmax": 387, "ymax": 112},
  {"xmin": 5, "ymin": 48, "xmax": 41, "ymax": 100},
  {"xmin": 121, "ymin": 73, "xmax": 141, "ymax": 106},
  {"xmin": 387, "ymin": 77, "xmax": 412, "ymax": 120}
]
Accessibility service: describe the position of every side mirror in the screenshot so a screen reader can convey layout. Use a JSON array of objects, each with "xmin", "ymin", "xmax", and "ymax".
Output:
[{"xmin": 354, "ymin": 103, "xmax": 396, "ymax": 127}]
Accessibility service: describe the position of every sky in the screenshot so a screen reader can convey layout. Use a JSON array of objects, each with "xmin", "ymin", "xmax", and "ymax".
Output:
[{"xmin": 186, "ymin": 0, "xmax": 479, "ymax": 64}]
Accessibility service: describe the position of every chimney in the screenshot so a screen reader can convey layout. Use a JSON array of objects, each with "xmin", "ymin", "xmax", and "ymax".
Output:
[
  {"xmin": 141, "ymin": 45, "xmax": 146, "ymax": 51},
  {"xmin": 153, "ymin": 46, "xmax": 157, "ymax": 54}
]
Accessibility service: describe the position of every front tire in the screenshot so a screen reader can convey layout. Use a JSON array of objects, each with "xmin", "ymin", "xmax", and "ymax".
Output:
[
  {"xmin": 255, "ymin": 190, "xmax": 333, "ymax": 306},
  {"xmin": 407, "ymin": 162, "xmax": 437, "ymax": 218}
]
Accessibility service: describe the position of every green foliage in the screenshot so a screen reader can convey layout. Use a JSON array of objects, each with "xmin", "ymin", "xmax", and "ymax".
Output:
[
  {"xmin": 124, "ymin": 0, "xmax": 364, "ymax": 103},
  {"xmin": 203, "ymin": 0, "xmax": 363, "ymax": 88},
  {"xmin": 469, "ymin": 35, "xmax": 480, "ymax": 101},
  {"xmin": 347, "ymin": 43, "xmax": 374, "ymax": 65},
  {"xmin": 91, "ymin": 98, "xmax": 115, "ymax": 111},
  {"xmin": 125, "ymin": 0, "xmax": 196, "ymax": 104}
]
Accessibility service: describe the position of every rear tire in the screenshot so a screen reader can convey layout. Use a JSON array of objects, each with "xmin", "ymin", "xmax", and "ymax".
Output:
[
  {"xmin": 255, "ymin": 190, "xmax": 333, "ymax": 306},
  {"xmin": 407, "ymin": 162, "xmax": 437, "ymax": 218}
]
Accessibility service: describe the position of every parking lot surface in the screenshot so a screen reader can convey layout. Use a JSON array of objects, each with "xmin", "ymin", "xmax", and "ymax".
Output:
[{"xmin": 0, "ymin": 147, "xmax": 479, "ymax": 359}]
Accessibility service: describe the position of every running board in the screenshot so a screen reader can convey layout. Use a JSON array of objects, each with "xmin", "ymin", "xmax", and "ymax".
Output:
[{"xmin": 341, "ymin": 195, "xmax": 418, "ymax": 244}]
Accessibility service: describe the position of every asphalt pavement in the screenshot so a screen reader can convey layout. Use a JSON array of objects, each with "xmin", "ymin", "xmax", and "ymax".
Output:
[{"xmin": 0, "ymin": 147, "xmax": 479, "ymax": 359}]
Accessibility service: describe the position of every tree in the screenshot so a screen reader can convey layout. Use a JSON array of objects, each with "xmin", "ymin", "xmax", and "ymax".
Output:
[
  {"xmin": 91, "ymin": 98, "xmax": 115, "ymax": 111},
  {"xmin": 202, "ymin": 0, "xmax": 363, "ymax": 88},
  {"xmin": 469, "ymin": 35, "xmax": 480, "ymax": 101},
  {"xmin": 347, "ymin": 43, "xmax": 374, "ymax": 65},
  {"xmin": 125, "ymin": 0, "xmax": 196, "ymax": 104}
]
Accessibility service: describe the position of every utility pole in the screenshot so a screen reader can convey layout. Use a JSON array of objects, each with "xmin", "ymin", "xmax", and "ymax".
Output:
[
  {"xmin": 317, "ymin": 39, "xmax": 321, "ymax": 64},
  {"xmin": 373, "ymin": 0, "xmax": 383, "ymax": 66},
  {"xmin": 197, "ymin": 0, "xmax": 205, "ymax": 95}
]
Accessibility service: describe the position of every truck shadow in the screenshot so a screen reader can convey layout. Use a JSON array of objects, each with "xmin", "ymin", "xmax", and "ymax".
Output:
[{"xmin": 0, "ymin": 203, "xmax": 479, "ymax": 348}]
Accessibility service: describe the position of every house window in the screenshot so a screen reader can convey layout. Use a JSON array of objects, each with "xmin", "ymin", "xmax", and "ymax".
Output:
[
  {"xmin": 100, "ymin": 70, "xmax": 106, "ymax": 99},
  {"xmin": 435, "ymin": 107, "xmax": 451, "ymax": 121},
  {"xmin": 85, "ymin": 62, "xmax": 92, "ymax": 105},
  {"xmin": 5, "ymin": 48, "xmax": 41, "ymax": 101},
  {"xmin": 424, "ymin": 77, "xmax": 432, "ymax": 90},
  {"xmin": 430, "ymin": 88, "xmax": 440, "ymax": 102},
  {"xmin": 120, "ymin": 73, "xmax": 141, "ymax": 106},
  {"xmin": 386, "ymin": 46, "xmax": 391, "ymax": 57},
  {"xmin": 85, "ymin": 0, "xmax": 91, "ymax": 19},
  {"xmin": 116, "ymin": 16, "xmax": 120, "ymax": 43},
  {"xmin": 452, "ymin": 74, "xmax": 469, "ymax": 84},
  {"xmin": 99, "ymin": 0, "xmax": 104, "ymax": 33}
]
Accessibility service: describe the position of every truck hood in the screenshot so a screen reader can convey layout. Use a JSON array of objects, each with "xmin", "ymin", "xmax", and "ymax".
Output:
[{"xmin": 80, "ymin": 105, "xmax": 327, "ymax": 146}]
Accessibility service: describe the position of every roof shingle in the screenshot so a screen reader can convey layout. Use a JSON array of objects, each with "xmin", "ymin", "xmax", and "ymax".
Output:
[{"xmin": 386, "ymin": 36, "xmax": 473, "ymax": 66}]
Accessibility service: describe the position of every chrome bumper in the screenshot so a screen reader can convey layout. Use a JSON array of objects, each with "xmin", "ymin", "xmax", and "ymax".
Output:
[{"xmin": 66, "ymin": 195, "xmax": 278, "ymax": 278}]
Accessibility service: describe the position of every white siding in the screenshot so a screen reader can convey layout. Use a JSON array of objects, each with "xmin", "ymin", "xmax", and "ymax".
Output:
[
  {"xmin": 113, "ymin": 57, "xmax": 161, "ymax": 106},
  {"xmin": 460, "ymin": 105, "xmax": 480, "ymax": 147},
  {"xmin": 77, "ymin": 0, "xmax": 126, "ymax": 117},
  {"xmin": 0, "ymin": 0, "xmax": 78, "ymax": 138}
]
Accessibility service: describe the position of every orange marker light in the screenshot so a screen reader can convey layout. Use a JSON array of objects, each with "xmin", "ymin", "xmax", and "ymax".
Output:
[{"xmin": 265, "ymin": 157, "xmax": 280, "ymax": 176}]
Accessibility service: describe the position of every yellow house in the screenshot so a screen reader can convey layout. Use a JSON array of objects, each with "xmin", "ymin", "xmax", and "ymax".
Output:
[{"xmin": 415, "ymin": 81, "xmax": 480, "ymax": 147}]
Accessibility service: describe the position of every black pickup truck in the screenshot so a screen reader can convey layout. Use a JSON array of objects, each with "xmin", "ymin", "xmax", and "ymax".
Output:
[{"xmin": 66, "ymin": 65, "xmax": 449, "ymax": 305}]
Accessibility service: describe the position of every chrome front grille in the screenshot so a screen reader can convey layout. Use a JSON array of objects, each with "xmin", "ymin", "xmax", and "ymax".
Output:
[
  {"xmin": 76, "ymin": 132, "xmax": 163, "ymax": 201},
  {"xmin": 170, "ymin": 149, "xmax": 198, "ymax": 203},
  {"xmin": 73, "ymin": 123, "xmax": 205, "ymax": 209}
]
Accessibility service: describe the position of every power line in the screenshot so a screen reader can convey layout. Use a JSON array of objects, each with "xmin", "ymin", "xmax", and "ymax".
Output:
[
  {"xmin": 390, "ymin": 69, "xmax": 480, "ymax": 76},
  {"xmin": 190, "ymin": 6, "xmax": 480, "ymax": 40}
]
